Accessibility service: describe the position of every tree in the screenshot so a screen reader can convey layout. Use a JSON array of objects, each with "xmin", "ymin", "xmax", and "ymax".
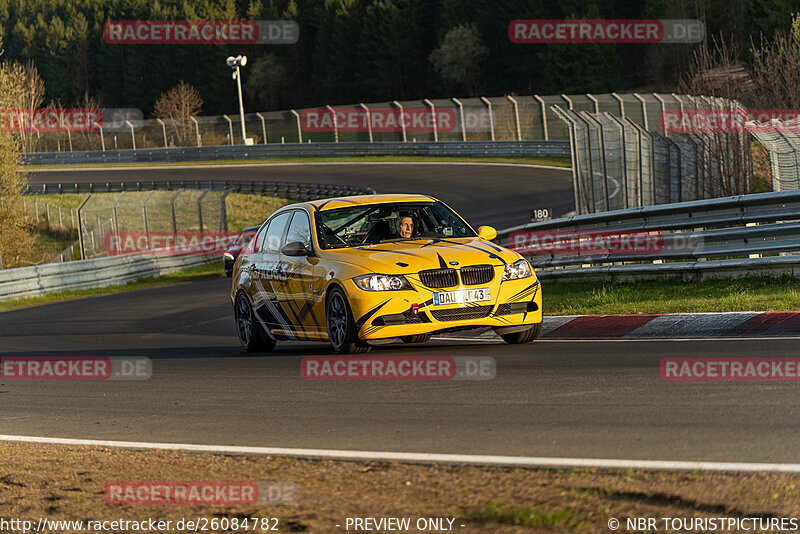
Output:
[
  {"xmin": 750, "ymin": 13, "xmax": 800, "ymax": 109},
  {"xmin": 429, "ymin": 23, "xmax": 488, "ymax": 96},
  {"xmin": 153, "ymin": 81, "xmax": 203, "ymax": 147},
  {"xmin": 0, "ymin": 49, "xmax": 34, "ymax": 268},
  {"xmin": 245, "ymin": 54, "xmax": 289, "ymax": 110},
  {"xmin": 3, "ymin": 60, "xmax": 46, "ymax": 153}
]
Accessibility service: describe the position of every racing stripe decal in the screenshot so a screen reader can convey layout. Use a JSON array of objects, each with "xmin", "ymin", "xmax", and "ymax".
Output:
[
  {"xmin": 355, "ymin": 299, "xmax": 391, "ymax": 331},
  {"xmin": 436, "ymin": 253, "xmax": 448, "ymax": 270}
]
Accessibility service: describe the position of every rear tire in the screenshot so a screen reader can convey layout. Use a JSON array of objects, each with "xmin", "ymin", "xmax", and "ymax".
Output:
[
  {"xmin": 326, "ymin": 286, "xmax": 371, "ymax": 354},
  {"xmin": 235, "ymin": 293, "xmax": 276, "ymax": 353},
  {"xmin": 498, "ymin": 323, "xmax": 541, "ymax": 344},
  {"xmin": 400, "ymin": 334, "xmax": 431, "ymax": 344}
]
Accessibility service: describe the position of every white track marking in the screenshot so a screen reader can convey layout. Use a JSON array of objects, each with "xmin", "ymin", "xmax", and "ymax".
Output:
[{"xmin": 0, "ymin": 434, "xmax": 797, "ymax": 473}]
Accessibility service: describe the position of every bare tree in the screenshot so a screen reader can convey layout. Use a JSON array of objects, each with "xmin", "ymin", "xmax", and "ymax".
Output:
[
  {"xmin": 153, "ymin": 81, "xmax": 203, "ymax": 147},
  {"xmin": 3, "ymin": 60, "xmax": 46, "ymax": 153},
  {"xmin": 0, "ymin": 54, "xmax": 34, "ymax": 268},
  {"xmin": 679, "ymin": 36, "xmax": 753, "ymax": 197},
  {"xmin": 750, "ymin": 14, "xmax": 800, "ymax": 109}
]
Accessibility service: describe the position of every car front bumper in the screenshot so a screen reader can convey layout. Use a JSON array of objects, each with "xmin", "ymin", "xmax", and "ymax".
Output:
[{"xmin": 344, "ymin": 276, "xmax": 542, "ymax": 341}]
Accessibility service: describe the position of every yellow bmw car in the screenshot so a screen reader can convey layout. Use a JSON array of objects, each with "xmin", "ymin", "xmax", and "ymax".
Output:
[{"xmin": 230, "ymin": 194, "xmax": 542, "ymax": 353}]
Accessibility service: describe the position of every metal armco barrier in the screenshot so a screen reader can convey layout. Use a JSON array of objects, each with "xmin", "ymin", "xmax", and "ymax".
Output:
[
  {"xmin": 24, "ymin": 181, "xmax": 376, "ymax": 198},
  {"xmin": 496, "ymin": 190, "xmax": 800, "ymax": 280},
  {"xmin": 21, "ymin": 140, "xmax": 570, "ymax": 166},
  {"xmin": 0, "ymin": 253, "xmax": 216, "ymax": 301}
]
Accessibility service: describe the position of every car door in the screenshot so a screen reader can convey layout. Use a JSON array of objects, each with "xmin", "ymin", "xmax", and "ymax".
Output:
[
  {"xmin": 249, "ymin": 211, "xmax": 293, "ymax": 337},
  {"xmin": 274, "ymin": 209, "xmax": 327, "ymax": 340}
]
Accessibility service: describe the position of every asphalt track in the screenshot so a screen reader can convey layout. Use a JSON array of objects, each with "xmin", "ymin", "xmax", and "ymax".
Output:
[
  {"xmin": 27, "ymin": 162, "xmax": 574, "ymax": 229},
  {"xmin": 2, "ymin": 277, "xmax": 800, "ymax": 464},
  {"xmin": 9, "ymin": 162, "xmax": 799, "ymax": 466}
]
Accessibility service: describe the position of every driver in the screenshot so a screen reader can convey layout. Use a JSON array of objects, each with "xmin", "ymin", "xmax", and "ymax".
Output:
[{"xmin": 398, "ymin": 216, "xmax": 414, "ymax": 239}]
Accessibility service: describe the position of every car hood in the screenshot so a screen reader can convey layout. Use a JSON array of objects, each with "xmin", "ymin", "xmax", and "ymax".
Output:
[{"xmin": 319, "ymin": 237, "xmax": 521, "ymax": 274}]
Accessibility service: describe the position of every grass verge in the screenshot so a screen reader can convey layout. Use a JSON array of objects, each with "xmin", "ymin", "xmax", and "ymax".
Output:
[
  {"xmin": 544, "ymin": 275, "xmax": 800, "ymax": 315},
  {"xmin": 0, "ymin": 442, "xmax": 797, "ymax": 533},
  {"xmin": 22, "ymin": 155, "xmax": 572, "ymax": 170},
  {"xmin": 0, "ymin": 262, "xmax": 224, "ymax": 312}
]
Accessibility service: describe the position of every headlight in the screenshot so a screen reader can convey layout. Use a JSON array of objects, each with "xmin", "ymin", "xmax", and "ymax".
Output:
[
  {"xmin": 502, "ymin": 259, "xmax": 532, "ymax": 281},
  {"xmin": 354, "ymin": 274, "xmax": 412, "ymax": 291}
]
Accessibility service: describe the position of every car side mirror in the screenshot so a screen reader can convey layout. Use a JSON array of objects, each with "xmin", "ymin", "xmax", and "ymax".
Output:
[
  {"xmin": 477, "ymin": 226, "xmax": 497, "ymax": 241},
  {"xmin": 281, "ymin": 241, "xmax": 311, "ymax": 256}
]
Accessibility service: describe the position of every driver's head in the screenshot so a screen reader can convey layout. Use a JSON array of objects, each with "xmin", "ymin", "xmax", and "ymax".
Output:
[{"xmin": 398, "ymin": 216, "xmax": 414, "ymax": 239}]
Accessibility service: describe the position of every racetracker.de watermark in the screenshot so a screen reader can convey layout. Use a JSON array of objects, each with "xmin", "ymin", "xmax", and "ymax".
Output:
[
  {"xmin": 301, "ymin": 356, "xmax": 495, "ymax": 381},
  {"xmin": 661, "ymin": 358, "xmax": 800, "ymax": 381},
  {"xmin": 103, "ymin": 20, "xmax": 298, "ymax": 44},
  {"xmin": 104, "ymin": 481, "xmax": 298, "ymax": 505},
  {"xmin": 300, "ymin": 108, "xmax": 457, "ymax": 133},
  {"xmin": 509, "ymin": 19, "xmax": 704, "ymax": 44},
  {"xmin": 104, "ymin": 231, "xmax": 238, "ymax": 256},
  {"xmin": 508, "ymin": 229, "xmax": 702, "ymax": 256},
  {"xmin": 661, "ymin": 109, "xmax": 800, "ymax": 133},
  {"xmin": 1, "ymin": 357, "xmax": 151, "ymax": 380},
  {"xmin": 0, "ymin": 108, "xmax": 142, "ymax": 133}
]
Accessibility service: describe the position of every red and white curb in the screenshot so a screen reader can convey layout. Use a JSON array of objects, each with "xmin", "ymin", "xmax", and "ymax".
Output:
[{"xmin": 443, "ymin": 311, "xmax": 800, "ymax": 341}]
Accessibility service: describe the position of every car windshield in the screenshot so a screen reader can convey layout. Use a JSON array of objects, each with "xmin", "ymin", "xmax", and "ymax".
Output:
[
  {"xmin": 236, "ymin": 230, "xmax": 256, "ymax": 246},
  {"xmin": 316, "ymin": 201, "xmax": 475, "ymax": 249}
]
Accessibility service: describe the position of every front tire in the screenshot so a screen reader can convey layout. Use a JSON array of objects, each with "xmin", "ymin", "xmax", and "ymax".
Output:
[
  {"xmin": 326, "ymin": 286, "xmax": 371, "ymax": 354},
  {"xmin": 498, "ymin": 323, "xmax": 541, "ymax": 344},
  {"xmin": 235, "ymin": 293, "xmax": 276, "ymax": 353}
]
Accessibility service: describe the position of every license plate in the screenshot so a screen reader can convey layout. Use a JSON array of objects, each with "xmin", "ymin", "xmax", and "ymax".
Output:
[{"xmin": 433, "ymin": 288, "xmax": 491, "ymax": 306}]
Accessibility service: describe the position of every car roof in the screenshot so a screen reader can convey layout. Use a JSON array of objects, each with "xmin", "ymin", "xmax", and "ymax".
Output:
[
  {"xmin": 242, "ymin": 225, "xmax": 261, "ymax": 232},
  {"xmin": 306, "ymin": 194, "xmax": 437, "ymax": 211}
]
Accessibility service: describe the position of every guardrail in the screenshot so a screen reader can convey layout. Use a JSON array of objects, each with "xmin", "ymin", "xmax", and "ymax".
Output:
[
  {"xmin": 24, "ymin": 180, "xmax": 376, "ymax": 198},
  {"xmin": 21, "ymin": 140, "xmax": 570, "ymax": 166},
  {"xmin": 0, "ymin": 253, "xmax": 217, "ymax": 301},
  {"xmin": 496, "ymin": 190, "xmax": 800, "ymax": 280}
]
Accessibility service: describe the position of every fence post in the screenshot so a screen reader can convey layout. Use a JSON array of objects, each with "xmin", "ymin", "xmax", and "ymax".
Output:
[
  {"xmin": 506, "ymin": 95, "xmax": 522, "ymax": 140},
  {"xmin": 633, "ymin": 93, "xmax": 648, "ymax": 130},
  {"xmin": 326, "ymin": 105, "xmax": 339, "ymax": 143},
  {"xmin": 94, "ymin": 121, "xmax": 106, "ymax": 151},
  {"xmin": 358, "ymin": 104, "xmax": 373, "ymax": 142},
  {"xmin": 142, "ymin": 190, "xmax": 156, "ymax": 250},
  {"xmin": 190, "ymin": 116, "xmax": 202, "ymax": 147},
  {"xmin": 451, "ymin": 98, "xmax": 467, "ymax": 141},
  {"xmin": 533, "ymin": 95, "xmax": 548, "ymax": 141},
  {"xmin": 580, "ymin": 111, "xmax": 610, "ymax": 212},
  {"xmin": 223, "ymin": 115, "xmax": 234, "ymax": 145},
  {"xmin": 423, "ymin": 99, "xmax": 437, "ymax": 142},
  {"xmin": 611, "ymin": 92, "xmax": 625, "ymax": 118},
  {"xmin": 256, "ymin": 112, "xmax": 267, "ymax": 144},
  {"xmin": 76, "ymin": 193, "xmax": 91, "ymax": 260},
  {"xmin": 156, "ymin": 118, "xmax": 168, "ymax": 148},
  {"xmin": 170, "ymin": 190, "xmax": 182, "ymax": 242},
  {"xmin": 125, "ymin": 121, "xmax": 136, "ymax": 150},
  {"xmin": 392, "ymin": 101, "xmax": 407, "ymax": 142},
  {"xmin": 67, "ymin": 129, "xmax": 73, "ymax": 152},
  {"xmin": 560, "ymin": 94, "xmax": 574, "ymax": 110},
  {"xmin": 112, "ymin": 192, "xmax": 125, "ymax": 250},
  {"xmin": 220, "ymin": 192, "xmax": 230, "ymax": 233},
  {"xmin": 290, "ymin": 109, "xmax": 303, "ymax": 143},
  {"xmin": 480, "ymin": 97, "xmax": 495, "ymax": 141},
  {"xmin": 586, "ymin": 94, "xmax": 600, "ymax": 113},
  {"xmin": 604, "ymin": 112, "xmax": 630, "ymax": 209},
  {"xmin": 196, "ymin": 190, "xmax": 209, "ymax": 237},
  {"xmin": 551, "ymin": 105, "xmax": 583, "ymax": 214},
  {"xmin": 652, "ymin": 94, "xmax": 669, "ymax": 136}
]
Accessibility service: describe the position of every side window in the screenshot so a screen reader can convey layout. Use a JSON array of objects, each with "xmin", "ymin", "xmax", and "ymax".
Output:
[
  {"xmin": 285, "ymin": 211, "xmax": 312, "ymax": 251},
  {"xmin": 261, "ymin": 211, "xmax": 292, "ymax": 253},
  {"xmin": 253, "ymin": 222, "xmax": 270, "ymax": 252}
]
